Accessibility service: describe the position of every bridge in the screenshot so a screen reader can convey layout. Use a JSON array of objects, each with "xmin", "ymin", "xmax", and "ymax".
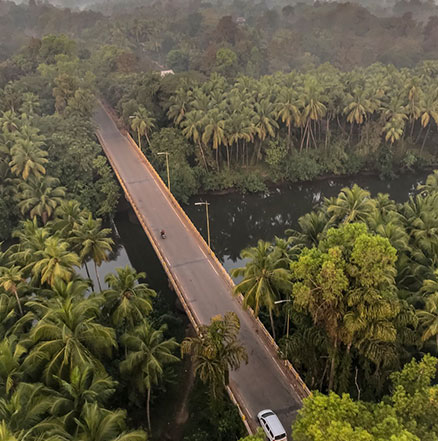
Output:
[{"xmin": 94, "ymin": 103, "xmax": 309, "ymax": 435}]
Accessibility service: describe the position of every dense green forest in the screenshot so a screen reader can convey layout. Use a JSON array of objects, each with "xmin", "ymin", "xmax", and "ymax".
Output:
[{"xmin": 2, "ymin": 0, "xmax": 438, "ymax": 439}]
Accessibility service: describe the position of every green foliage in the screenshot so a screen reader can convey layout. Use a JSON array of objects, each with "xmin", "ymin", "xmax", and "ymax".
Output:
[{"xmin": 293, "ymin": 356, "xmax": 438, "ymax": 441}]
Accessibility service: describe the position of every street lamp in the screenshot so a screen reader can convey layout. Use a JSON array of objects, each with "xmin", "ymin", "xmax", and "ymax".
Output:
[
  {"xmin": 195, "ymin": 201, "xmax": 211, "ymax": 248},
  {"xmin": 275, "ymin": 299, "xmax": 292, "ymax": 357},
  {"xmin": 157, "ymin": 152, "xmax": 170, "ymax": 192}
]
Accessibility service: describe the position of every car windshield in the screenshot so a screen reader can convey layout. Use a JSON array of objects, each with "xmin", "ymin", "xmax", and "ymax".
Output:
[
  {"xmin": 261, "ymin": 411, "xmax": 275, "ymax": 418},
  {"xmin": 275, "ymin": 434, "xmax": 286, "ymax": 440}
]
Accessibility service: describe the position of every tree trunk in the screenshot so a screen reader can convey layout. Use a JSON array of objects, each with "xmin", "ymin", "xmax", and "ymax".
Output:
[
  {"xmin": 269, "ymin": 309, "xmax": 276, "ymax": 340},
  {"xmin": 198, "ymin": 142, "xmax": 208, "ymax": 170},
  {"xmin": 145, "ymin": 131, "xmax": 151, "ymax": 148},
  {"xmin": 300, "ymin": 120, "xmax": 309, "ymax": 152},
  {"xmin": 328, "ymin": 338, "xmax": 338, "ymax": 391},
  {"xmin": 42, "ymin": 211, "xmax": 48, "ymax": 225},
  {"xmin": 84, "ymin": 261, "xmax": 94, "ymax": 289},
  {"xmin": 137, "ymin": 129, "xmax": 142, "ymax": 150},
  {"xmin": 226, "ymin": 144, "xmax": 230, "ymax": 169},
  {"xmin": 13, "ymin": 287, "xmax": 23, "ymax": 316},
  {"xmin": 147, "ymin": 387, "xmax": 152, "ymax": 431},
  {"xmin": 421, "ymin": 125, "xmax": 431, "ymax": 153},
  {"xmin": 94, "ymin": 261, "xmax": 103, "ymax": 292},
  {"xmin": 215, "ymin": 147, "xmax": 219, "ymax": 170},
  {"xmin": 325, "ymin": 118, "xmax": 330, "ymax": 150}
]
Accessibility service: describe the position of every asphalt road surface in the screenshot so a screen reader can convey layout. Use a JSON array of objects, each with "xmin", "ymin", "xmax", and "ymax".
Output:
[{"xmin": 94, "ymin": 104, "xmax": 304, "ymax": 436}]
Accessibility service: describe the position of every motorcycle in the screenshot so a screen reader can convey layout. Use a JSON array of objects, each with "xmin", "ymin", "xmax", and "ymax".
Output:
[{"xmin": 160, "ymin": 230, "xmax": 166, "ymax": 239}]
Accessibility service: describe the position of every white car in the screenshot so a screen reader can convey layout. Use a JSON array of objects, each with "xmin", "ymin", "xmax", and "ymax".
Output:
[{"xmin": 257, "ymin": 409, "xmax": 287, "ymax": 441}]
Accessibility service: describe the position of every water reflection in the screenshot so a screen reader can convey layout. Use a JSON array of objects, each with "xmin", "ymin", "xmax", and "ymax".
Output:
[{"xmin": 186, "ymin": 173, "xmax": 428, "ymax": 272}]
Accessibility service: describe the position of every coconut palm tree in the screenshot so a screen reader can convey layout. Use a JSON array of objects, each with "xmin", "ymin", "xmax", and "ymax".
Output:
[
  {"xmin": 181, "ymin": 312, "xmax": 248, "ymax": 401},
  {"xmin": 275, "ymin": 88, "xmax": 300, "ymax": 148},
  {"xmin": 71, "ymin": 215, "xmax": 114, "ymax": 292},
  {"xmin": 103, "ymin": 266, "xmax": 156, "ymax": 331},
  {"xmin": 30, "ymin": 237, "xmax": 80, "ymax": 287},
  {"xmin": 168, "ymin": 87, "xmax": 192, "ymax": 126},
  {"xmin": 0, "ymin": 382, "xmax": 51, "ymax": 434},
  {"xmin": 130, "ymin": 106, "xmax": 156, "ymax": 149},
  {"xmin": 0, "ymin": 336, "xmax": 26, "ymax": 397},
  {"xmin": 418, "ymin": 88, "xmax": 438, "ymax": 152},
  {"xmin": 76, "ymin": 403, "xmax": 147, "ymax": 441},
  {"xmin": 9, "ymin": 139, "xmax": 48, "ymax": 181},
  {"xmin": 17, "ymin": 176, "xmax": 66, "ymax": 225},
  {"xmin": 202, "ymin": 109, "xmax": 227, "ymax": 170},
  {"xmin": 120, "ymin": 321, "xmax": 179, "ymax": 431},
  {"xmin": 181, "ymin": 110, "xmax": 208, "ymax": 169},
  {"xmin": 327, "ymin": 184, "xmax": 374, "ymax": 224},
  {"xmin": 25, "ymin": 296, "xmax": 116, "ymax": 382},
  {"xmin": 418, "ymin": 293, "xmax": 438, "ymax": 351},
  {"xmin": 0, "ymin": 266, "xmax": 26, "ymax": 316},
  {"xmin": 298, "ymin": 78, "xmax": 327, "ymax": 150},
  {"xmin": 231, "ymin": 240, "xmax": 292, "ymax": 338},
  {"xmin": 50, "ymin": 366, "xmax": 116, "ymax": 432},
  {"xmin": 52, "ymin": 200, "xmax": 88, "ymax": 240},
  {"xmin": 253, "ymin": 99, "xmax": 278, "ymax": 162},
  {"xmin": 287, "ymin": 211, "xmax": 330, "ymax": 248}
]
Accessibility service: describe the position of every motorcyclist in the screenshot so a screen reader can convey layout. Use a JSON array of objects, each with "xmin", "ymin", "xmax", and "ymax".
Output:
[{"xmin": 160, "ymin": 229, "xmax": 166, "ymax": 239}]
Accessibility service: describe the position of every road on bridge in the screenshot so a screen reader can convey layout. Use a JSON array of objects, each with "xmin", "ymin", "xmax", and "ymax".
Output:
[{"xmin": 94, "ymin": 104, "xmax": 305, "ymax": 436}]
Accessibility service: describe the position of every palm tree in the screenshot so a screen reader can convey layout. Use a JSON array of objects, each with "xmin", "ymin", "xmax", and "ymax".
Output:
[
  {"xmin": 0, "ymin": 336, "xmax": 26, "ymax": 396},
  {"xmin": 253, "ymin": 99, "xmax": 278, "ymax": 162},
  {"xmin": 0, "ymin": 382, "xmax": 51, "ymax": 434},
  {"xmin": 130, "ymin": 106, "xmax": 156, "ymax": 149},
  {"xmin": 9, "ymin": 139, "xmax": 48, "ymax": 181},
  {"xmin": 275, "ymin": 88, "xmax": 300, "ymax": 148},
  {"xmin": 0, "ymin": 266, "xmax": 26, "ymax": 316},
  {"xmin": 343, "ymin": 89, "xmax": 375, "ymax": 141},
  {"xmin": 202, "ymin": 109, "xmax": 227, "ymax": 169},
  {"xmin": 76, "ymin": 403, "xmax": 147, "ymax": 441},
  {"xmin": 52, "ymin": 200, "xmax": 88, "ymax": 239},
  {"xmin": 168, "ymin": 87, "xmax": 192, "ymax": 125},
  {"xmin": 42, "ymin": 278, "xmax": 90, "ymax": 301},
  {"xmin": 231, "ymin": 240, "xmax": 292, "ymax": 338},
  {"xmin": 287, "ymin": 211, "xmax": 330, "ymax": 248},
  {"xmin": 0, "ymin": 420, "xmax": 18, "ymax": 441},
  {"xmin": 25, "ymin": 296, "xmax": 116, "ymax": 382},
  {"xmin": 17, "ymin": 176, "xmax": 66, "ymax": 224},
  {"xmin": 327, "ymin": 184, "xmax": 374, "ymax": 224},
  {"xmin": 103, "ymin": 266, "xmax": 156, "ymax": 331},
  {"xmin": 418, "ymin": 88, "xmax": 438, "ymax": 152},
  {"xmin": 51, "ymin": 366, "xmax": 116, "ymax": 432},
  {"xmin": 71, "ymin": 215, "xmax": 114, "ymax": 292},
  {"xmin": 181, "ymin": 312, "xmax": 248, "ymax": 399},
  {"xmin": 181, "ymin": 110, "xmax": 208, "ymax": 169},
  {"xmin": 418, "ymin": 293, "xmax": 438, "ymax": 350},
  {"xmin": 181, "ymin": 312, "xmax": 248, "ymax": 400},
  {"xmin": 30, "ymin": 237, "xmax": 80, "ymax": 287},
  {"xmin": 0, "ymin": 294, "xmax": 18, "ymax": 340},
  {"xmin": 298, "ymin": 78, "xmax": 327, "ymax": 150},
  {"xmin": 0, "ymin": 111, "xmax": 19, "ymax": 134},
  {"xmin": 120, "ymin": 321, "xmax": 179, "ymax": 430}
]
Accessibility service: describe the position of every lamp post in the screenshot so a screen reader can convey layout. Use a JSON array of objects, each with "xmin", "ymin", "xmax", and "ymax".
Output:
[
  {"xmin": 275, "ymin": 299, "xmax": 292, "ymax": 358},
  {"xmin": 195, "ymin": 201, "xmax": 211, "ymax": 248},
  {"xmin": 157, "ymin": 152, "xmax": 170, "ymax": 191}
]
